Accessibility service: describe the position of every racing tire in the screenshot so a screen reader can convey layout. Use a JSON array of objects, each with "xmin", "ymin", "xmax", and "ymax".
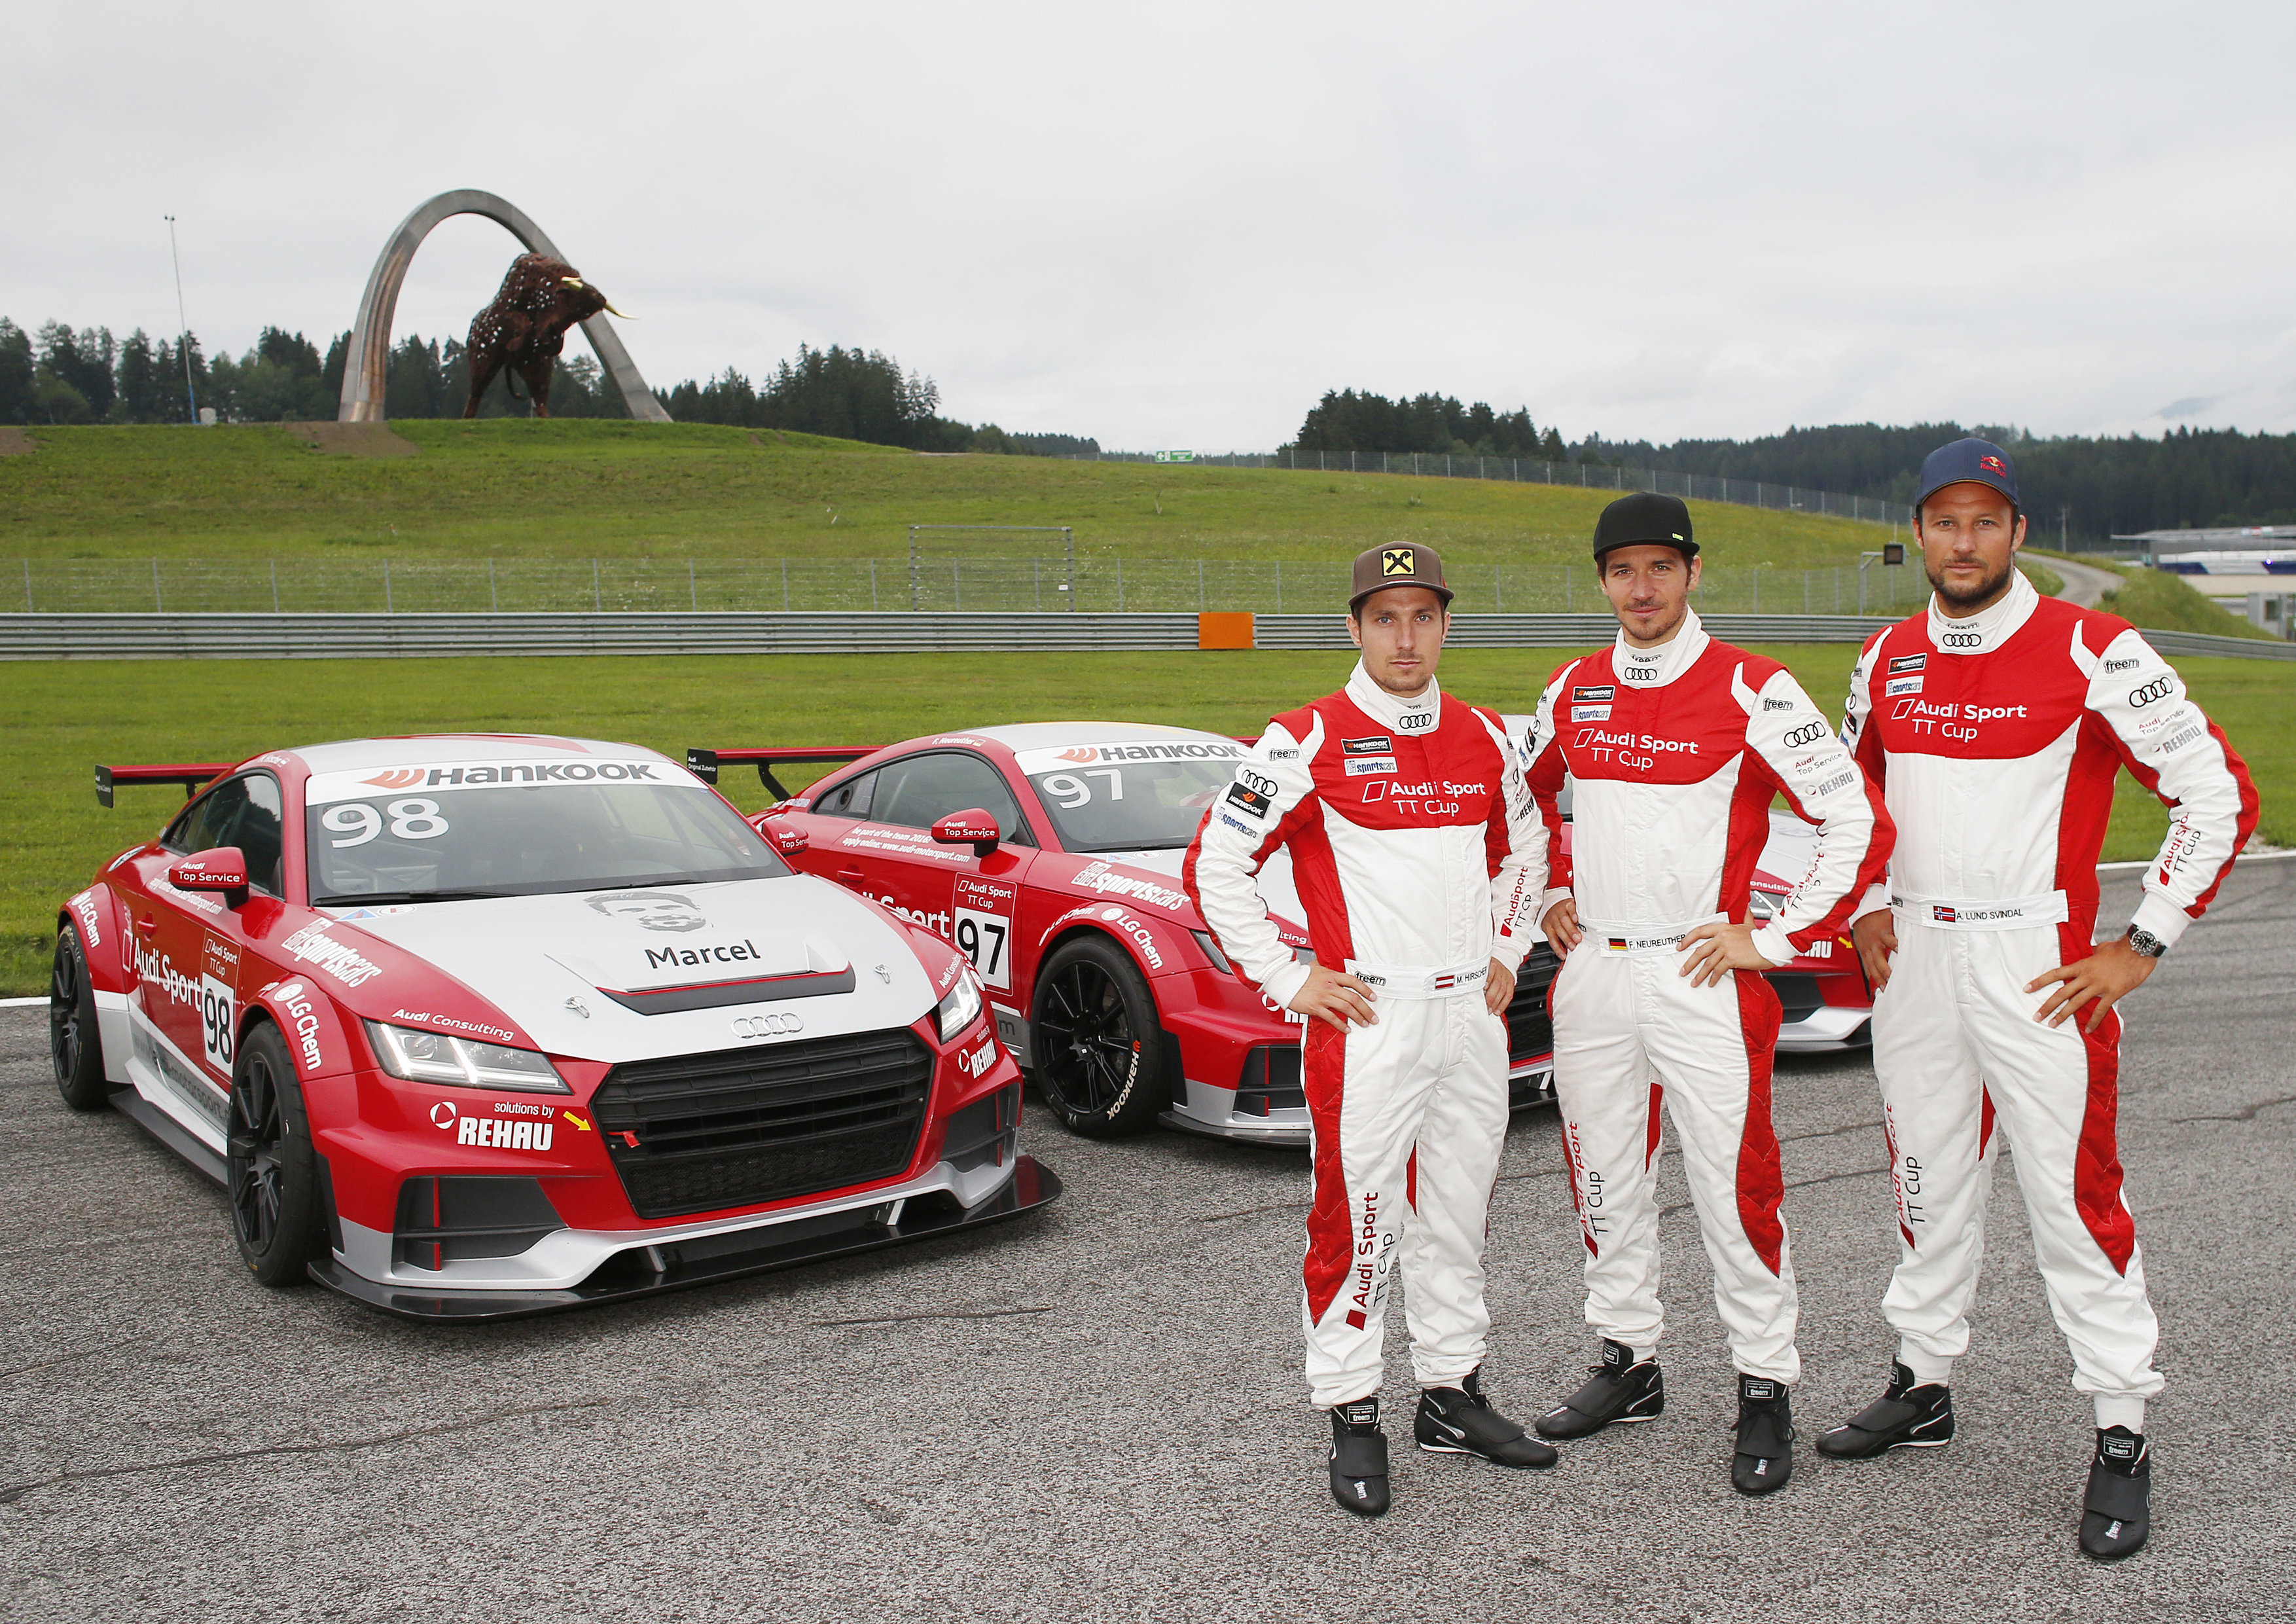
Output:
[
  {"xmin": 227, "ymin": 1022, "xmax": 325, "ymax": 1288},
  {"xmin": 1032, "ymin": 935, "xmax": 1169, "ymax": 1139},
  {"xmin": 50, "ymin": 924, "xmax": 110, "ymax": 1111}
]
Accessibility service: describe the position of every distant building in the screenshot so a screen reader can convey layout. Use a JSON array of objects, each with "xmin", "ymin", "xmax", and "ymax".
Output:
[{"xmin": 2113, "ymin": 526, "xmax": 2296, "ymax": 577}]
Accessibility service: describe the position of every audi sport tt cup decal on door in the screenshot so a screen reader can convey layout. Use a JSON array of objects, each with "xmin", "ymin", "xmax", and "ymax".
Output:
[{"xmin": 953, "ymin": 876, "xmax": 1016, "ymax": 991}]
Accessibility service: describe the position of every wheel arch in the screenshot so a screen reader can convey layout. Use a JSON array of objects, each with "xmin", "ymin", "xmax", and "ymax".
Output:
[{"xmin": 58, "ymin": 886, "xmax": 132, "ymax": 993}]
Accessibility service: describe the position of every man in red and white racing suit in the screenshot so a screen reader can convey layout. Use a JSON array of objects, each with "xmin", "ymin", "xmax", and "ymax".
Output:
[
  {"xmin": 1184, "ymin": 544, "xmax": 1552, "ymax": 1517},
  {"xmin": 1820, "ymin": 439, "xmax": 2257, "ymax": 1561},
  {"xmin": 1521, "ymin": 493, "xmax": 1892, "ymax": 1497}
]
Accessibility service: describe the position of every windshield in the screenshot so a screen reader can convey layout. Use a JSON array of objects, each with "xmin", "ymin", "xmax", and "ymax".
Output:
[
  {"xmin": 304, "ymin": 761, "xmax": 786, "ymax": 904},
  {"xmin": 1015, "ymin": 738, "xmax": 1251, "ymax": 852}
]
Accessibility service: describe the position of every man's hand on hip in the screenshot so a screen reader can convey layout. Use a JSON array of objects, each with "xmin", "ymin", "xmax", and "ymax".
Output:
[
  {"xmin": 1484, "ymin": 958, "xmax": 1516, "ymax": 1017},
  {"xmin": 1677, "ymin": 920, "xmax": 1781, "ymax": 988},
  {"xmin": 2028, "ymin": 937, "xmax": 2157, "ymax": 1032},
  {"xmin": 1288, "ymin": 965, "xmax": 1379, "ymax": 1032},
  {"xmin": 1852, "ymin": 909, "xmax": 1897, "ymax": 990},
  {"xmin": 1541, "ymin": 897, "xmax": 1582, "ymax": 953}
]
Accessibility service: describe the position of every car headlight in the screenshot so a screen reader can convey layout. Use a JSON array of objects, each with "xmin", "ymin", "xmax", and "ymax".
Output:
[
  {"xmin": 935, "ymin": 972, "xmax": 984, "ymax": 1043},
  {"xmin": 364, "ymin": 1020, "xmax": 570, "ymax": 1093}
]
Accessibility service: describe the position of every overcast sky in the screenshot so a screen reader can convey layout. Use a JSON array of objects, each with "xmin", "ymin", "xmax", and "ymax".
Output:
[{"xmin": 7, "ymin": 2, "xmax": 2293, "ymax": 450}]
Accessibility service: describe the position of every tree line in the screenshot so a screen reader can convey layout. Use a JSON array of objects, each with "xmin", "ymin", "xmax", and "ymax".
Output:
[
  {"xmin": 1585, "ymin": 422, "xmax": 2296, "ymax": 539},
  {"xmin": 1282, "ymin": 388, "xmax": 1569, "ymax": 461},
  {"xmin": 0, "ymin": 317, "xmax": 1096, "ymax": 456}
]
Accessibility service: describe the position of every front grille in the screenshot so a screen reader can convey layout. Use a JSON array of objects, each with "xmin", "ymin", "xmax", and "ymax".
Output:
[
  {"xmin": 1507, "ymin": 945, "xmax": 1560, "ymax": 1063},
  {"xmin": 592, "ymin": 1029, "xmax": 933, "ymax": 1220},
  {"xmin": 1768, "ymin": 973, "xmax": 1824, "ymax": 1024}
]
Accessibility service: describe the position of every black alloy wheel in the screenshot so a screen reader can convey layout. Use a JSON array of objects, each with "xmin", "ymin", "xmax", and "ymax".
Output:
[
  {"xmin": 51, "ymin": 926, "xmax": 111, "ymax": 1111},
  {"xmin": 227, "ymin": 1022, "xmax": 324, "ymax": 1286},
  {"xmin": 1032, "ymin": 935, "xmax": 1167, "ymax": 1138}
]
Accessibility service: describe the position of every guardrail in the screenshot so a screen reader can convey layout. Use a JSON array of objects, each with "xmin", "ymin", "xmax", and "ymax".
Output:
[{"xmin": 3, "ymin": 611, "xmax": 2286, "ymax": 661}]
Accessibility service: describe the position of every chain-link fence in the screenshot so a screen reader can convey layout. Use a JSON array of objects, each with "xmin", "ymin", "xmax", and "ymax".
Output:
[
  {"xmin": 4, "ymin": 555, "xmax": 1929, "ymax": 617},
  {"xmin": 1079, "ymin": 450, "xmax": 1916, "ymax": 528}
]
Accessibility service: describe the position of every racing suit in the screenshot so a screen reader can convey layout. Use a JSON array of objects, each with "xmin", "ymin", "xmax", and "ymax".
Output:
[
  {"xmin": 1842, "ymin": 571, "xmax": 2256, "ymax": 1427},
  {"xmin": 1522, "ymin": 609, "xmax": 1892, "ymax": 1382},
  {"xmin": 1183, "ymin": 662, "xmax": 1545, "ymax": 1409}
]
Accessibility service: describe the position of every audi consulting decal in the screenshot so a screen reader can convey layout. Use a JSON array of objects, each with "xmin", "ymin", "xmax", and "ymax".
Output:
[
  {"xmin": 732, "ymin": 1012, "xmax": 804, "ymax": 1040},
  {"xmin": 388, "ymin": 1007, "xmax": 516, "ymax": 1043}
]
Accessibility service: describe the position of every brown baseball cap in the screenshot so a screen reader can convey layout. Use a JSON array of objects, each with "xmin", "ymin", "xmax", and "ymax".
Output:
[{"xmin": 1349, "ymin": 543, "xmax": 1453, "ymax": 613}]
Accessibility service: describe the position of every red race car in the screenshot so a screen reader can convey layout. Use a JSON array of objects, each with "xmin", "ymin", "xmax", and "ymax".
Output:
[
  {"xmin": 50, "ymin": 735, "xmax": 1056, "ymax": 1322},
  {"xmin": 687, "ymin": 723, "xmax": 1562, "ymax": 1148}
]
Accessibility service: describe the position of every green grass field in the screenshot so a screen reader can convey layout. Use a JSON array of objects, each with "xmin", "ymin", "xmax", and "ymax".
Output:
[
  {"xmin": 1, "ymin": 420, "xmax": 1898, "ymax": 570},
  {"xmin": 5, "ymin": 647, "xmax": 2286, "ymax": 996}
]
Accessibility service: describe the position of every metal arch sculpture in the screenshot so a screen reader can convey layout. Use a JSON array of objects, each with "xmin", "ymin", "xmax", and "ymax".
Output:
[{"xmin": 338, "ymin": 189, "xmax": 671, "ymax": 423}]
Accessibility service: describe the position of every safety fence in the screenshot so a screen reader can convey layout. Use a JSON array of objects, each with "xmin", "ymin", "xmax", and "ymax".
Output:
[
  {"xmin": 1079, "ymin": 450, "xmax": 1916, "ymax": 528},
  {"xmin": 2, "ymin": 554, "xmax": 1932, "ymax": 618},
  {"xmin": 4, "ymin": 611, "xmax": 2287, "ymax": 661}
]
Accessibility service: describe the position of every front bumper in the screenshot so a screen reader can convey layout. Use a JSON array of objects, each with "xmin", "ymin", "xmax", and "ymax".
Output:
[{"xmin": 307, "ymin": 1154, "xmax": 1061, "ymax": 1322}]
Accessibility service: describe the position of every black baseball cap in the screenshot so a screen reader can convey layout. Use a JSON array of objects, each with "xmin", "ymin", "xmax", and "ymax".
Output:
[
  {"xmin": 1914, "ymin": 438, "xmax": 2019, "ymax": 516},
  {"xmin": 1592, "ymin": 492, "xmax": 1696, "ymax": 562},
  {"xmin": 1350, "ymin": 543, "xmax": 1453, "ymax": 612}
]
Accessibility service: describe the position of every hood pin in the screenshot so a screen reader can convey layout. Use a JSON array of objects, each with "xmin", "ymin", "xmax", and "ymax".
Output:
[
  {"xmin": 565, "ymin": 996, "xmax": 591, "ymax": 1019},
  {"xmin": 874, "ymin": 964, "xmax": 892, "ymax": 983}
]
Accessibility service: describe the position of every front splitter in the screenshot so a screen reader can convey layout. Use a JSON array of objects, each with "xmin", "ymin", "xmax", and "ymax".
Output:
[{"xmin": 306, "ymin": 1156, "xmax": 1063, "ymax": 1324}]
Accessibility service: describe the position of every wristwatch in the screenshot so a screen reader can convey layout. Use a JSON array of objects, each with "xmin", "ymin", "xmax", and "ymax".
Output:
[{"xmin": 2125, "ymin": 926, "xmax": 2168, "ymax": 960}]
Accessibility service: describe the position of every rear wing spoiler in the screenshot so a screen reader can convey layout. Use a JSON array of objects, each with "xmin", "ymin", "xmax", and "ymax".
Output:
[
  {"xmin": 96, "ymin": 763, "xmax": 236, "ymax": 808},
  {"xmin": 685, "ymin": 746, "xmax": 878, "ymax": 801}
]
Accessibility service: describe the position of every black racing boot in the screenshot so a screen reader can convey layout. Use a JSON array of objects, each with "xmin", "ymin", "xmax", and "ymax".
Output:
[
  {"xmin": 1416, "ymin": 1368, "xmax": 1560, "ymax": 1470},
  {"xmin": 2079, "ymin": 1427, "xmax": 2151, "ymax": 1560},
  {"xmin": 1815, "ymin": 1361, "xmax": 1955, "ymax": 1458},
  {"xmin": 1327, "ymin": 1398, "xmax": 1391, "ymax": 1517},
  {"xmin": 1731, "ymin": 1373, "xmax": 1794, "ymax": 1496},
  {"xmin": 1534, "ymin": 1339, "xmax": 1664, "ymax": 1441}
]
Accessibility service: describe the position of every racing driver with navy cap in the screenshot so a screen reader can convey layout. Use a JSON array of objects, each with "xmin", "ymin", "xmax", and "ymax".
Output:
[
  {"xmin": 1185, "ymin": 542, "xmax": 1555, "ymax": 1517},
  {"xmin": 1519, "ymin": 492, "xmax": 1893, "ymax": 1496},
  {"xmin": 1823, "ymin": 438, "xmax": 2256, "ymax": 1559}
]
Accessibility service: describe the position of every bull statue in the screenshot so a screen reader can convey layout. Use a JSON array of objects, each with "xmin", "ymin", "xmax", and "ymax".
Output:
[{"xmin": 461, "ymin": 252, "xmax": 628, "ymax": 418}]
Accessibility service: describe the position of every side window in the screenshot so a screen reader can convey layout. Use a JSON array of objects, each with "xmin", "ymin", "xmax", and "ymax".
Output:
[
  {"xmin": 871, "ymin": 753, "xmax": 1032, "ymax": 846},
  {"xmin": 811, "ymin": 769, "xmax": 876, "ymax": 819},
  {"xmin": 228, "ymin": 774, "xmax": 286, "ymax": 896},
  {"xmin": 164, "ymin": 778, "xmax": 250, "ymax": 859}
]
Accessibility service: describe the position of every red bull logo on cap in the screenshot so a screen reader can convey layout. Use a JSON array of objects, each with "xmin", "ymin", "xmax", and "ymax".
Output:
[{"xmin": 1979, "ymin": 454, "xmax": 2007, "ymax": 477}]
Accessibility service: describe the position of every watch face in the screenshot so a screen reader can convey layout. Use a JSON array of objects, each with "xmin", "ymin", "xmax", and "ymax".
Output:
[{"xmin": 2126, "ymin": 928, "xmax": 2167, "ymax": 958}]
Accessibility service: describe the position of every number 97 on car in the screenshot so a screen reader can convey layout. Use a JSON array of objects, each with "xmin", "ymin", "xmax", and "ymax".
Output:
[{"xmin": 952, "ymin": 876, "xmax": 1017, "ymax": 992}]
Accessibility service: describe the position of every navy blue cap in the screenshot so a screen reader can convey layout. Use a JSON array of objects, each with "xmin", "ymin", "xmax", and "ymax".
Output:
[{"xmin": 1914, "ymin": 438, "xmax": 2018, "ymax": 515}]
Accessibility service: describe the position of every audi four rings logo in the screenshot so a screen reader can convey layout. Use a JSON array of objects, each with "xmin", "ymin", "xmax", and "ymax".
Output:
[
  {"xmin": 732, "ymin": 1013, "xmax": 804, "ymax": 1040},
  {"xmin": 2128, "ymin": 676, "xmax": 2174, "ymax": 706},
  {"xmin": 1940, "ymin": 631, "xmax": 1982, "ymax": 648},
  {"xmin": 1782, "ymin": 721, "xmax": 1826, "ymax": 748}
]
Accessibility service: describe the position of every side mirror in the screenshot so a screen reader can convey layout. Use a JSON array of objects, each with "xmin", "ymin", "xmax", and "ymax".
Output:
[
  {"xmin": 930, "ymin": 808, "xmax": 1001, "ymax": 857},
  {"xmin": 168, "ymin": 846, "xmax": 250, "ymax": 904},
  {"xmin": 754, "ymin": 815, "xmax": 810, "ymax": 856}
]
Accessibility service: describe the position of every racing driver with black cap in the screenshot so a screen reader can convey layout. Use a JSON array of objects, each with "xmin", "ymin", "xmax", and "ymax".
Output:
[
  {"xmin": 1823, "ymin": 438, "xmax": 2256, "ymax": 1560},
  {"xmin": 1184, "ymin": 543, "xmax": 1554, "ymax": 1517},
  {"xmin": 1519, "ymin": 493, "xmax": 1893, "ymax": 1496}
]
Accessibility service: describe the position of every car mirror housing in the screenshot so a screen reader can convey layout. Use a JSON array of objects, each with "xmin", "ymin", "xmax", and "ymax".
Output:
[
  {"xmin": 755, "ymin": 816, "xmax": 810, "ymax": 856},
  {"xmin": 168, "ymin": 846, "xmax": 250, "ymax": 902},
  {"xmin": 930, "ymin": 809, "xmax": 1001, "ymax": 857}
]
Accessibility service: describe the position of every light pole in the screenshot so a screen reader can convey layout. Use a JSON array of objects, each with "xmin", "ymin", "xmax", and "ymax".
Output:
[
  {"xmin": 164, "ymin": 215, "xmax": 198, "ymax": 424},
  {"xmin": 1858, "ymin": 541, "xmax": 1905, "ymax": 615}
]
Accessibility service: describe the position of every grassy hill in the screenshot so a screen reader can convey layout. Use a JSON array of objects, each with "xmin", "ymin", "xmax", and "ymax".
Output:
[
  {"xmin": 5, "ymin": 645, "xmax": 2288, "ymax": 996},
  {"xmin": 0, "ymin": 419, "xmax": 1898, "ymax": 570}
]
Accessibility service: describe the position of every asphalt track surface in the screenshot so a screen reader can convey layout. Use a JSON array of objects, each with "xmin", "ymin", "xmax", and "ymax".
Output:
[{"xmin": 3, "ymin": 863, "xmax": 2291, "ymax": 1623}]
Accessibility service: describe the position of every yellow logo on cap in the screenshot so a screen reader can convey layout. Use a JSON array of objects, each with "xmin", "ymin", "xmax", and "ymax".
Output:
[{"xmin": 1382, "ymin": 548, "xmax": 1415, "ymax": 577}]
